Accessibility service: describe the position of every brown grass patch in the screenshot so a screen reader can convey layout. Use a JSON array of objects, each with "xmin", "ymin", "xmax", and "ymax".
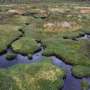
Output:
[
  {"xmin": 43, "ymin": 21, "xmax": 81, "ymax": 32},
  {"xmin": 79, "ymin": 7, "xmax": 90, "ymax": 14}
]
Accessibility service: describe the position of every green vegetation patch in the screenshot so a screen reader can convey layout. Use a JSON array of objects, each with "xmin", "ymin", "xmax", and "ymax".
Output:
[
  {"xmin": 43, "ymin": 39, "xmax": 90, "ymax": 66},
  {"xmin": 0, "ymin": 58, "xmax": 65, "ymax": 90},
  {"xmin": 81, "ymin": 79, "xmax": 90, "ymax": 90},
  {"xmin": 5, "ymin": 15, "xmax": 32, "ymax": 26},
  {"xmin": 4, "ymin": 51, "xmax": 16, "ymax": 60},
  {"xmin": 72, "ymin": 65, "xmax": 90, "ymax": 78},
  {"xmin": 12, "ymin": 37, "xmax": 38, "ymax": 55},
  {"xmin": 0, "ymin": 25, "xmax": 21, "ymax": 53}
]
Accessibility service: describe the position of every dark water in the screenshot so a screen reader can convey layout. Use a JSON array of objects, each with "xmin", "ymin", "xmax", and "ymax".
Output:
[
  {"xmin": 0, "ymin": 50, "xmax": 43, "ymax": 68},
  {"xmin": 77, "ymin": 34, "xmax": 90, "ymax": 40},
  {"xmin": 0, "ymin": 47, "xmax": 90, "ymax": 90}
]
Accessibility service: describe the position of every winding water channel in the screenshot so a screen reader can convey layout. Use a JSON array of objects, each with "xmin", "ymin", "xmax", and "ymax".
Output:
[
  {"xmin": 0, "ymin": 34, "xmax": 90, "ymax": 90},
  {"xmin": 77, "ymin": 34, "xmax": 90, "ymax": 40}
]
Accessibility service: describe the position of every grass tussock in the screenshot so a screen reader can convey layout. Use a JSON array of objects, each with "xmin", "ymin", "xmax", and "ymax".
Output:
[{"xmin": 0, "ymin": 58, "xmax": 65, "ymax": 90}]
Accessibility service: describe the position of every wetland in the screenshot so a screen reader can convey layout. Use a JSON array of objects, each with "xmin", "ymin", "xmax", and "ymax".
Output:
[{"xmin": 0, "ymin": 1, "xmax": 90, "ymax": 90}]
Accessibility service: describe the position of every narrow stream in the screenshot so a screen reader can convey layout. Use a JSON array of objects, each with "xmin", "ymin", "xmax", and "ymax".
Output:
[
  {"xmin": 51, "ymin": 56, "xmax": 81, "ymax": 90},
  {"xmin": 0, "ymin": 49, "xmax": 44, "ymax": 68}
]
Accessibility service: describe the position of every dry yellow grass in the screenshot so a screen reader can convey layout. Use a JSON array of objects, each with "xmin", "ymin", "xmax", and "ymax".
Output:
[{"xmin": 43, "ymin": 21, "xmax": 81, "ymax": 32}]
